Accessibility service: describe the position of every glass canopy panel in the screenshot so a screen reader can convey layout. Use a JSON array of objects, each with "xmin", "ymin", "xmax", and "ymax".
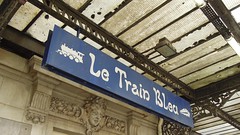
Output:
[
  {"xmin": 82, "ymin": 0, "xmax": 125, "ymax": 24},
  {"xmin": 8, "ymin": 2, "xmax": 40, "ymax": 31},
  {"xmin": 101, "ymin": 48, "xmax": 117, "ymax": 59},
  {"xmin": 134, "ymin": 10, "xmax": 208, "ymax": 53},
  {"xmin": 118, "ymin": 0, "xmax": 197, "ymax": 46},
  {"xmin": 117, "ymin": 58, "xmax": 132, "ymax": 67},
  {"xmin": 83, "ymin": 38, "xmax": 102, "ymax": 49},
  {"xmin": 223, "ymin": 0, "xmax": 240, "ymax": 10},
  {"xmin": 131, "ymin": 66, "xmax": 144, "ymax": 74},
  {"xmin": 26, "ymin": 13, "xmax": 63, "ymax": 42},
  {"xmin": 231, "ymin": 6, "xmax": 240, "ymax": 23},
  {"xmin": 62, "ymin": 0, "xmax": 88, "ymax": 10},
  {"xmin": 63, "ymin": 26, "xmax": 77, "ymax": 37},
  {"xmin": 101, "ymin": 0, "xmax": 167, "ymax": 36}
]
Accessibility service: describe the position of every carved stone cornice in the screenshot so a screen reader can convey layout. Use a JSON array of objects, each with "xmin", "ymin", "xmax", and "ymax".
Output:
[
  {"xmin": 26, "ymin": 90, "xmax": 51, "ymax": 124},
  {"xmin": 50, "ymin": 97, "xmax": 83, "ymax": 119},
  {"xmin": 105, "ymin": 116, "xmax": 125, "ymax": 133},
  {"xmin": 25, "ymin": 110, "xmax": 46, "ymax": 124}
]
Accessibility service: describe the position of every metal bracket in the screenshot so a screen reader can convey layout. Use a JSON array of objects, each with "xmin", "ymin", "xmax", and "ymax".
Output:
[
  {"xmin": 162, "ymin": 120, "xmax": 191, "ymax": 135},
  {"xmin": 192, "ymin": 89, "xmax": 240, "ymax": 129}
]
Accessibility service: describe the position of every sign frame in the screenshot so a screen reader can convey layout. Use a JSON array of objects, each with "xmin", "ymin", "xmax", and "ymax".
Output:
[{"xmin": 42, "ymin": 26, "xmax": 194, "ymax": 127}]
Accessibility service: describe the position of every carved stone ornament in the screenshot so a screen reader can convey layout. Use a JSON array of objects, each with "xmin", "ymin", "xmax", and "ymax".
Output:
[
  {"xmin": 50, "ymin": 97, "xmax": 83, "ymax": 118},
  {"xmin": 49, "ymin": 96, "xmax": 126, "ymax": 134},
  {"xmin": 105, "ymin": 116, "xmax": 125, "ymax": 133},
  {"xmin": 25, "ymin": 111, "xmax": 46, "ymax": 124},
  {"xmin": 82, "ymin": 96, "xmax": 107, "ymax": 135}
]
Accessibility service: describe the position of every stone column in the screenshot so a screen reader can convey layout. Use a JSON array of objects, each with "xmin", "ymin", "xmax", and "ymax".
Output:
[
  {"xmin": 127, "ymin": 111, "xmax": 142, "ymax": 135},
  {"xmin": 26, "ymin": 56, "xmax": 60, "ymax": 135}
]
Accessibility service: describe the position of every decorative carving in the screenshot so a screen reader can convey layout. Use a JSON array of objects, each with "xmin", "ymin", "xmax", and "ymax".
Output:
[
  {"xmin": 50, "ymin": 96, "xmax": 126, "ymax": 134},
  {"xmin": 50, "ymin": 97, "xmax": 83, "ymax": 118},
  {"xmin": 106, "ymin": 116, "xmax": 125, "ymax": 133},
  {"xmin": 25, "ymin": 111, "xmax": 46, "ymax": 124},
  {"xmin": 162, "ymin": 120, "xmax": 191, "ymax": 135},
  {"xmin": 83, "ymin": 96, "xmax": 107, "ymax": 135},
  {"xmin": 26, "ymin": 83, "xmax": 52, "ymax": 124},
  {"xmin": 31, "ymin": 91, "xmax": 51, "ymax": 111}
]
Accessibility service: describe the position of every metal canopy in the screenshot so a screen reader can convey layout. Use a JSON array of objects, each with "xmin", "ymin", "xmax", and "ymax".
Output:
[{"xmin": 1, "ymin": 0, "xmax": 240, "ymax": 134}]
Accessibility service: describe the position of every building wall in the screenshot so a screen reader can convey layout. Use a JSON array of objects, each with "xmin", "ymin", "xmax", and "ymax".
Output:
[{"xmin": 0, "ymin": 48, "xmax": 159, "ymax": 135}]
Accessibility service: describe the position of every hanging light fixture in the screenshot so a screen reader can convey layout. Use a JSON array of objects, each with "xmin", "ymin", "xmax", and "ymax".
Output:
[{"xmin": 154, "ymin": 37, "xmax": 176, "ymax": 58}]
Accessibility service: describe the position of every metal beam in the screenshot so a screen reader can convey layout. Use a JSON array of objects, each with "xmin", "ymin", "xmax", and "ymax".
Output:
[
  {"xmin": 2, "ymin": 26, "xmax": 44, "ymax": 56},
  {"xmin": 193, "ymin": 100, "xmax": 240, "ymax": 130},
  {"xmin": 194, "ymin": 73, "xmax": 240, "ymax": 100},
  {"xmin": 208, "ymin": 0, "xmax": 240, "ymax": 43},
  {"xmin": 28, "ymin": 0, "xmax": 195, "ymax": 99},
  {"xmin": 0, "ymin": 0, "xmax": 21, "ymax": 36}
]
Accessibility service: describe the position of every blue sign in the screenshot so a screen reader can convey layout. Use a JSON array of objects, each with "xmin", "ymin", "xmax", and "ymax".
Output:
[{"xmin": 43, "ymin": 26, "xmax": 193, "ymax": 127}]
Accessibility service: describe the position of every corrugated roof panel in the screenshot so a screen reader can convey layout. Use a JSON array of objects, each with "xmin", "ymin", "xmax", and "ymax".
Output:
[
  {"xmin": 8, "ymin": 2, "xmax": 40, "ymax": 31},
  {"xmin": 181, "ymin": 55, "xmax": 240, "ymax": 84},
  {"xmin": 134, "ymin": 10, "xmax": 208, "ymax": 53},
  {"xmin": 101, "ymin": 0, "xmax": 166, "ymax": 35},
  {"xmin": 171, "ymin": 46, "xmax": 236, "ymax": 78},
  {"xmin": 119, "ymin": 0, "xmax": 196, "ymax": 46},
  {"xmin": 189, "ymin": 64, "xmax": 240, "ymax": 89},
  {"xmin": 173, "ymin": 23, "xmax": 218, "ymax": 52}
]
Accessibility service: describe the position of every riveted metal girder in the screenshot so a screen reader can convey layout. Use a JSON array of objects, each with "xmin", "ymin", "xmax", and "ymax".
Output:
[
  {"xmin": 0, "ymin": 0, "xmax": 21, "ymax": 36},
  {"xmin": 195, "ymin": 74, "xmax": 240, "ymax": 100},
  {"xmin": 208, "ymin": 0, "xmax": 240, "ymax": 43},
  {"xmin": 192, "ymin": 89, "xmax": 240, "ymax": 129}
]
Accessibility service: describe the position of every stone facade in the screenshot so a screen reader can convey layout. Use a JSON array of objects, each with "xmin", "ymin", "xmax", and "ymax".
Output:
[{"xmin": 0, "ymin": 48, "xmax": 159, "ymax": 135}]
